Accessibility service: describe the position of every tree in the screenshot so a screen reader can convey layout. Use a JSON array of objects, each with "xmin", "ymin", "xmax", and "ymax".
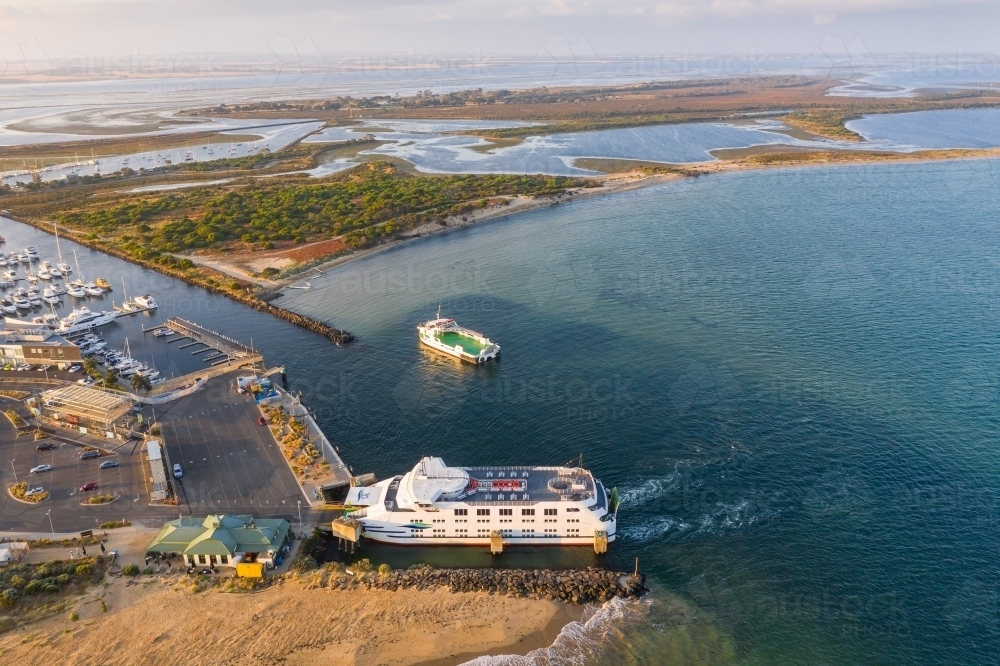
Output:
[
  {"xmin": 98, "ymin": 368, "xmax": 120, "ymax": 389},
  {"xmin": 82, "ymin": 357, "xmax": 100, "ymax": 378},
  {"xmin": 130, "ymin": 373, "xmax": 152, "ymax": 394}
]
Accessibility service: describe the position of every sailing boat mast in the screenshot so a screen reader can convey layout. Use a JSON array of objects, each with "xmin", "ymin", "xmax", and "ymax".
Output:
[
  {"xmin": 54, "ymin": 222, "xmax": 64, "ymax": 265},
  {"xmin": 73, "ymin": 249, "xmax": 83, "ymax": 283}
]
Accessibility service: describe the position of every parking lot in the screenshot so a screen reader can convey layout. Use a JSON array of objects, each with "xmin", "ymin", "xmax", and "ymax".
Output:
[
  {"xmin": 155, "ymin": 374, "xmax": 306, "ymax": 517},
  {"xmin": 1, "ymin": 372, "xmax": 304, "ymax": 532}
]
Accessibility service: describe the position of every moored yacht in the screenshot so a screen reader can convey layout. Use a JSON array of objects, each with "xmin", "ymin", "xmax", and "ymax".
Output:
[
  {"xmin": 55, "ymin": 306, "xmax": 118, "ymax": 335},
  {"xmin": 348, "ymin": 457, "xmax": 618, "ymax": 548},
  {"xmin": 133, "ymin": 294, "xmax": 157, "ymax": 309}
]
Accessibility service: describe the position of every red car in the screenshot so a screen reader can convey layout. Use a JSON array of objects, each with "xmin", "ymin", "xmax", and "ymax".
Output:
[
  {"xmin": 257, "ymin": 416, "xmax": 267, "ymax": 426},
  {"xmin": 79, "ymin": 482, "xmax": 97, "ymax": 492}
]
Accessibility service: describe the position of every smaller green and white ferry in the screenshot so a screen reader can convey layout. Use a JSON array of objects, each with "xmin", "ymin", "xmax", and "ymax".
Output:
[{"xmin": 418, "ymin": 308, "xmax": 500, "ymax": 364}]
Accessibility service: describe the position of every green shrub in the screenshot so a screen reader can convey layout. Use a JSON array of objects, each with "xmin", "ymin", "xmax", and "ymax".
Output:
[
  {"xmin": 56, "ymin": 574, "xmax": 70, "ymax": 585},
  {"xmin": 353, "ymin": 558, "xmax": 372, "ymax": 572},
  {"xmin": 122, "ymin": 564, "xmax": 140, "ymax": 576},
  {"xmin": 0, "ymin": 588, "xmax": 19, "ymax": 608},
  {"xmin": 377, "ymin": 563, "xmax": 392, "ymax": 577},
  {"xmin": 74, "ymin": 564, "xmax": 93, "ymax": 576},
  {"xmin": 141, "ymin": 567, "xmax": 153, "ymax": 575},
  {"xmin": 70, "ymin": 611, "xmax": 79, "ymax": 621}
]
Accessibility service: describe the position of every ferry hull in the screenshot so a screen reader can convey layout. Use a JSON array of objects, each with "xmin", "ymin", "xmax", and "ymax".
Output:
[
  {"xmin": 418, "ymin": 335, "xmax": 499, "ymax": 364},
  {"xmin": 361, "ymin": 531, "xmax": 616, "ymax": 547}
]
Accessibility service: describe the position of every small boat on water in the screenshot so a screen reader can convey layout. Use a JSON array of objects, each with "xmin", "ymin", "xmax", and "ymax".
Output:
[
  {"xmin": 67, "ymin": 283, "xmax": 86, "ymax": 298},
  {"xmin": 95, "ymin": 277, "xmax": 112, "ymax": 292},
  {"xmin": 49, "ymin": 282, "xmax": 66, "ymax": 295},
  {"xmin": 133, "ymin": 294, "xmax": 158, "ymax": 309},
  {"xmin": 417, "ymin": 308, "xmax": 500, "ymax": 364},
  {"xmin": 152, "ymin": 327, "xmax": 176, "ymax": 337},
  {"xmin": 1, "ymin": 269, "xmax": 16, "ymax": 281}
]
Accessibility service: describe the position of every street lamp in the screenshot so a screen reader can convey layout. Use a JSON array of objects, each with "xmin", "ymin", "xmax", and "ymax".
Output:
[
  {"xmin": 45, "ymin": 509, "xmax": 54, "ymax": 534},
  {"xmin": 9, "ymin": 460, "xmax": 16, "ymax": 483},
  {"xmin": 297, "ymin": 500, "xmax": 302, "ymax": 532}
]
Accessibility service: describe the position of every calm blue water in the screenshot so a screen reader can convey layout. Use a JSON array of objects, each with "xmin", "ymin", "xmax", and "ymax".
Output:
[
  {"xmin": 4, "ymin": 157, "xmax": 1000, "ymax": 663},
  {"xmin": 848, "ymin": 108, "xmax": 1000, "ymax": 149},
  {"xmin": 272, "ymin": 159, "xmax": 1000, "ymax": 665}
]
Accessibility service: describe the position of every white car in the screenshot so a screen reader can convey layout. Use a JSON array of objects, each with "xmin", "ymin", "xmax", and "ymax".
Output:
[
  {"xmin": 172, "ymin": 463, "xmax": 183, "ymax": 479},
  {"xmin": 30, "ymin": 464, "xmax": 51, "ymax": 473}
]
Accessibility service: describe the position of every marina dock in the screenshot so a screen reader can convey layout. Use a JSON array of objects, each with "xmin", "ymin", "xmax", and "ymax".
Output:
[{"xmin": 143, "ymin": 317, "xmax": 263, "ymax": 368}]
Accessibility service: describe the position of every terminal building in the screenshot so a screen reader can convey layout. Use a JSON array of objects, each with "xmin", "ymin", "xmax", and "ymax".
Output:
[
  {"xmin": 0, "ymin": 319, "xmax": 81, "ymax": 369},
  {"xmin": 146, "ymin": 515, "xmax": 291, "ymax": 569}
]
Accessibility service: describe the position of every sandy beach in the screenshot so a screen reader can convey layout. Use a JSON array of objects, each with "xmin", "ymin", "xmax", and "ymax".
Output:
[{"xmin": 0, "ymin": 574, "xmax": 584, "ymax": 666}]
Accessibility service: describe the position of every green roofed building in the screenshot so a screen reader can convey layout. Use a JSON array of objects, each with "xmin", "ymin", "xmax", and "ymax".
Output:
[{"xmin": 147, "ymin": 515, "xmax": 291, "ymax": 568}]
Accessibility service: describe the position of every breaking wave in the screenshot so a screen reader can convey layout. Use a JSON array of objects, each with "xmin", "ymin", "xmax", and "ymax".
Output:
[{"xmin": 460, "ymin": 597, "xmax": 649, "ymax": 666}]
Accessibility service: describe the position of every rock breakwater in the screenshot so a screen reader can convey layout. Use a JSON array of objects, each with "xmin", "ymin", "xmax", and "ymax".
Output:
[{"xmin": 315, "ymin": 566, "xmax": 646, "ymax": 605}]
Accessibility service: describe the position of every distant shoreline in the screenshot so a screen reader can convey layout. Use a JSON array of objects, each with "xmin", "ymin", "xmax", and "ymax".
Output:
[{"xmin": 252, "ymin": 146, "xmax": 1000, "ymax": 290}]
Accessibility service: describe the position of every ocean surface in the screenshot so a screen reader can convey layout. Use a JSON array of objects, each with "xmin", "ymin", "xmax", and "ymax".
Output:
[{"xmin": 4, "ymin": 157, "xmax": 1000, "ymax": 664}]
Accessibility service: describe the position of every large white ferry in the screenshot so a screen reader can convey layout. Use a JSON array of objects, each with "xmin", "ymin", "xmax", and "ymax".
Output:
[
  {"xmin": 347, "ymin": 457, "xmax": 619, "ymax": 547},
  {"xmin": 417, "ymin": 309, "xmax": 499, "ymax": 364}
]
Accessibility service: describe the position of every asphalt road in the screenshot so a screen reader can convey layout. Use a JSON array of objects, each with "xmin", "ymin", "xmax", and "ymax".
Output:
[
  {"xmin": 0, "ymin": 373, "xmax": 305, "ymax": 533},
  {"xmin": 153, "ymin": 374, "xmax": 306, "ymax": 518}
]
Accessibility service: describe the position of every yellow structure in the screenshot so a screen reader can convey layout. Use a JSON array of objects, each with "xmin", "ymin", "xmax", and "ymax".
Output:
[{"xmin": 236, "ymin": 562, "xmax": 264, "ymax": 578}]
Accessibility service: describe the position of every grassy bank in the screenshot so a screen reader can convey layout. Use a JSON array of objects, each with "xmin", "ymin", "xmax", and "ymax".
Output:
[{"xmin": 3, "ymin": 161, "xmax": 583, "ymax": 345}]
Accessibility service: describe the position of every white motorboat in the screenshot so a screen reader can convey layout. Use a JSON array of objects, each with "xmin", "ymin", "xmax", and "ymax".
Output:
[
  {"xmin": 13, "ymin": 296, "xmax": 31, "ymax": 310},
  {"xmin": 0, "ymin": 254, "xmax": 7, "ymax": 267},
  {"xmin": 24, "ymin": 270, "xmax": 37, "ymax": 283},
  {"xmin": 41, "ymin": 287, "xmax": 60, "ymax": 304},
  {"xmin": 55, "ymin": 306, "xmax": 118, "ymax": 335},
  {"xmin": 49, "ymin": 282, "xmax": 67, "ymax": 295},
  {"xmin": 67, "ymin": 283, "xmax": 87, "ymax": 298},
  {"xmin": 1, "ymin": 269, "xmax": 16, "ymax": 280},
  {"xmin": 36, "ymin": 267, "xmax": 51, "ymax": 280},
  {"xmin": 83, "ymin": 282, "xmax": 103, "ymax": 296},
  {"xmin": 0, "ymin": 298, "xmax": 15, "ymax": 314},
  {"xmin": 57, "ymin": 263, "xmax": 72, "ymax": 275},
  {"xmin": 133, "ymin": 294, "xmax": 158, "ymax": 309}
]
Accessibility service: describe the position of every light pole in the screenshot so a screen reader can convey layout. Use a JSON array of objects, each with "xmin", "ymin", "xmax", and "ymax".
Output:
[
  {"xmin": 45, "ymin": 509, "xmax": 54, "ymax": 534},
  {"xmin": 297, "ymin": 500, "xmax": 302, "ymax": 533},
  {"xmin": 9, "ymin": 460, "xmax": 16, "ymax": 483}
]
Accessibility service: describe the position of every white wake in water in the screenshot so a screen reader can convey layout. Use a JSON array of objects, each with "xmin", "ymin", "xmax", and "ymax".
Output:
[{"xmin": 460, "ymin": 597, "xmax": 649, "ymax": 666}]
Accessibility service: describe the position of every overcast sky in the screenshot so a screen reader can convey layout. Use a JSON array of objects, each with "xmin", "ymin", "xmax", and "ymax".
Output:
[{"xmin": 1, "ymin": 0, "xmax": 998, "ymax": 66}]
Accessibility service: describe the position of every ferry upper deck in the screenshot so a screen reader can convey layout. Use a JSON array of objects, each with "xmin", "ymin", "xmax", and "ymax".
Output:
[{"xmin": 376, "ymin": 457, "xmax": 609, "ymax": 513}]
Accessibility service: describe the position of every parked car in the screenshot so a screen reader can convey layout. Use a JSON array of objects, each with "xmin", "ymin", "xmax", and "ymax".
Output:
[
  {"xmin": 35, "ymin": 442, "xmax": 55, "ymax": 451},
  {"xmin": 37, "ymin": 364, "xmax": 51, "ymax": 371},
  {"xmin": 172, "ymin": 463, "xmax": 183, "ymax": 479},
  {"xmin": 68, "ymin": 365, "xmax": 81, "ymax": 373},
  {"xmin": 30, "ymin": 464, "xmax": 51, "ymax": 473},
  {"xmin": 24, "ymin": 487, "xmax": 45, "ymax": 497},
  {"xmin": 79, "ymin": 450, "xmax": 99, "ymax": 460},
  {"xmin": 99, "ymin": 460, "xmax": 118, "ymax": 469},
  {"xmin": 257, "ymin": 416, "xmax": 267, "ymax": 426},
  {"xmin": 78, "ymin": 482, "xmax": 97, "ymax": 492}
]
